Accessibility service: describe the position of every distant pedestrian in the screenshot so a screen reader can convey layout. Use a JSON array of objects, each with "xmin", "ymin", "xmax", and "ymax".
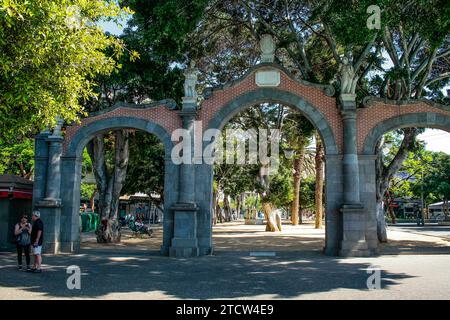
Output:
[
  {"xmin": 14, "ymin": 214, "xmax": 32, "ymax": 271},
  {"xmin": 30, "ymin": 211, "xmax": 44, "ymax": 273}
]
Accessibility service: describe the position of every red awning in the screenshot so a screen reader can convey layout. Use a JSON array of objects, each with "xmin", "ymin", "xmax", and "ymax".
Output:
[{"xmin": 0, "ymin": 189, "xmax": 32, "ymax": 199}]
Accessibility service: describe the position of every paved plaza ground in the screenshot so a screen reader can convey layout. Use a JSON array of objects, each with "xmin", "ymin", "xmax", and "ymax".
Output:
[{"xmin": 1, "ymin": 221, "xmax": 449, "ymax": 300}]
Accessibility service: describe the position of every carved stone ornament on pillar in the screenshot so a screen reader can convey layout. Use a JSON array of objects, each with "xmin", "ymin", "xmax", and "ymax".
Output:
[
  {"xmin": 183, "ymin": 60, "xmax": 200, "ymax": 107},
  {"xmin": 52, "ymin": 116, "xmax": 64, "ymax": 137},
  {"xmin": 339, "ymin": 93, "xmax": 357, "ymax": 111},
  {"xmin": 260, "ymin": 34, "xmax": 276, "ymax": 63}
]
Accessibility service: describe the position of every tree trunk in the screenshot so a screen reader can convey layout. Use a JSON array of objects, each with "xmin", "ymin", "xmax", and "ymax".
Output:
[
  {"xmin": 223, "ymin": 194, "xmax": 232, "ymax": 222},
  {"xmin": 375, "ymin": 128, "xmax": 418, "ymax": 242},
  {"xmin": 215, "ymin": 191, "xmax": 222, "ymax": 224},
  {"xmin": 444, "ymin": 198, "xmax": 449, "ymax": 218},
  {"xmin": 386, "ymin": 196, "xmax": 397, "ymax": 224},
  {"xmin": 212, "ymin": 190, "xmax": 217, "ymax": 225},
  {"xmin": 87, "ymin": 134, "xmax": 107, "ymax": 218},
  {"xmin": 262, "ymin": 202, "xmax": 282, "ymax": 232},
  {"xmin": 89, "ymin": 189, "xmax": 97, "ymax": 212},
  {"xmin": 291, "ymin": 157, "xmax": 302, "ymax": 225},
  {"xmin": 388, "ymin": 206, "xmax": 397, "ymax": 224},
  {"xmin": 376, "ymin": 201, "xmax": 388, "ymax": 242},
  {"xmin": 315, "ymin": 135, "xmax": 324, "ymax": 229},
  {"xmin": 110, "ymin": 130, "xmax": 129, "ymax": 218},
  {"xmin": 87, "ymin": 130, "xmax": 130, "ymax": 243},
  {"xmin": 236, "ymin": 194, "xmax": 243, "ymax": 220}
]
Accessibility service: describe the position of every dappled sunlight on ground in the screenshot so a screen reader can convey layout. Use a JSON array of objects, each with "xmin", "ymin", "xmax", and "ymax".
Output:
[
  {"xmin": 213, "ymin": 220, "xmax": 325, "ymax": 253},
  {"xmin": 0, "ymin": 221, "xmax": 449, "ymax": 299},
  {"xmin": 380, "ymin": 226, "xmax": 450, "ymax": 255}
]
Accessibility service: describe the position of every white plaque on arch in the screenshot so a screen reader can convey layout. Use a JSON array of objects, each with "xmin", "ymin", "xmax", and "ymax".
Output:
[{"xmin": 255, "ymin": 70, "xmax": 281, "ymax": 87}]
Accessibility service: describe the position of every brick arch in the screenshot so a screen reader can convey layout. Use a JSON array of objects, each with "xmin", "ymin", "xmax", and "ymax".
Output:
[
  {"xmin": 66, "ymin": 117, "xmax": 175, "ymax": 158},
  {"xmin": 55, "ymin": 102, "xmax": 182, "ymax": 255},
  {"xmin": 194, "ymin": 64, "xmax": 344, "ymax": 257},
  {"xmin": 362, "ymin": 112, "xmax": 450, "ymax": 155},
  {"xmin": 63, "ymin": 103, "xmax": 182, "ymax": 158},
  {"xmin": 198, "ymin": 63, "xmax": 342, "ymax": 154},
  {"xmin": 203, "ymin": 88, "xmax": 340, "ymax": 155},
  {"xmin": 357, "ymin": 99, "xmax": 450, "ymax": 154}
]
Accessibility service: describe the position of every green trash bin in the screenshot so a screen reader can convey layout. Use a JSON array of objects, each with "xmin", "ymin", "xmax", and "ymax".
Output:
[
  {"xmin": 80, "ymin": 214, "xmax": 90, "ymax": 232},
  {"xmin": 90, "ymin": 213, "xmax": 99, "ymax": 231}
]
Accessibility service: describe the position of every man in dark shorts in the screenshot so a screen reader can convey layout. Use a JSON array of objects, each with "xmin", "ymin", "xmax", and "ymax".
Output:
[{"xmin": 30, "ymin": 211, "xmax": 44, "ymax": 273}]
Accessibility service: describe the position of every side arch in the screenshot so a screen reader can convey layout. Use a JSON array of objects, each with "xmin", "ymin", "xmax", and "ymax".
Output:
[
  {"xmin": 65, "ymin": 116, "xmax": 174, "ymax": 158},
  {"xmin": 60, "ymin": 116, "xmax": 178, "ymax": 254},
  {"xmin": 362, "ymin": 112, "xmax": 450, "ymax": 155},
  {"xmin": 205, "ymin": 88, "xmax": 340, "ymax": 155}
]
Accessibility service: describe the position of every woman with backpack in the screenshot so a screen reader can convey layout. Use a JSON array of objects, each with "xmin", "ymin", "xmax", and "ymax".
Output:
[{"xmin": 14, "ymin": 214, "xmax": 32, "ymax": 271}]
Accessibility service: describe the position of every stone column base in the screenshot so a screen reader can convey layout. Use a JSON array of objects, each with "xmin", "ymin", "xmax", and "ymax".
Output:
[
  {"xmin": 339, "ymin": 204, "xmax": 371, "ymax": 257},
  {"xmin": 36, "ymin": 199, "xmax": 61, "ymax": 254},
  {"xmin": 160, "ymin": 245, "xmax": 170, "ymax": 256},
  {"xmin": 169, "ymin": 203, "xmax": 200, "ymax": 258},
  {"xmin": 169, "ymin": 238, "xmax": 199, "ymax": 257},
  {"xmin": 60, "ymin": 241, "xmax": 80, "ymax": 253},
  {"xmin": 339, "ymin": 240, "xmax": 371, "ymax": 257}
]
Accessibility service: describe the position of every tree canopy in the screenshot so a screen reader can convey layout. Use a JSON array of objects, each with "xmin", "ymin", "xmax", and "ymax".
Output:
[{"xmin": 0, "ymin": 0, "xmax": 134, "ymax": 142}]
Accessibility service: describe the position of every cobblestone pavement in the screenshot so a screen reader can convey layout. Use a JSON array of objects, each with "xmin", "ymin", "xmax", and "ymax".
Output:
[{"xmin": 1, "ymin": 221, "xmax": 449, "ymax": 300}]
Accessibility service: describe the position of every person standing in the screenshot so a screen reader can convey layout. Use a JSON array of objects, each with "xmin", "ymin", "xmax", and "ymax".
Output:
[
  {"xmin": 14, "ymin": 214, "xmax": 32, "ymax": 271},
  {"xmin": 30, "ymin": 211, "xmax": 44, "ymax": 273}
]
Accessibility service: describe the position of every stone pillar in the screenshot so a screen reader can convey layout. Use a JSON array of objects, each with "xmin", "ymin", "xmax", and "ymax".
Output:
[
  {"xmin": 195, "ymin": 162, "xmax": 214, "ymax": 256},
  {"xmin": 36, "ymin": 135, "xmax": 64, "ymax": 254},
  {"xmin": 340, "ymin": 94, "xmax": 360, "ymax": 205},
  {"xmin": 178, "ymin": 109, "xmax": 197, "ymax": 204},
  {"xmin": 43, "ymin": 135, "xmax": 64, "ymax": 203},
  {"xmin": 35, "ymin": 201, "xmax": 61, "ymax": 254},
  {"xmin": 60, "ymin": 156, "xmax": 82, "ymax": 253},
  {"xmin": 169, "ymin": 103, "xmax": 200, "ymax": 257},
  {"xmin": 339, "ymin": 94, "xmax": 370, "ymax": 257},
  {"xmin": 359, "ymin": 155, "xmax": 379, "ymax": 254},
  {"xmin": 324, "ymin": 155, "xmax": 343, "ymax": 256},
  {"xmin": 32, "ymin": 131, "xmax": 51, "ymax": 206},
  {"xmin": 160, "ymin": 156, "xmax": 178, "ymax": 256}
]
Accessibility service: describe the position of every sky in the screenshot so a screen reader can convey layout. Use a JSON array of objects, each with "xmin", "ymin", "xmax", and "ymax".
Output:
[
  {"xmin": 97, "ymin": 23, "xmax": 449, "ymax": 155},
  {"xmin": 417, "ymin": 129, "xmax": 450, "ymax": 154},
  {"xmin": 97, "ymin": 19, "xmax": 126, "ymax": 36}
]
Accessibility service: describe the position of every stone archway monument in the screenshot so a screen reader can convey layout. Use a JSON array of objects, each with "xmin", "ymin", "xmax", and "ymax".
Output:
[{"xmin": 32, "ymin": 35, "xmax": 450, "ymax": 257}]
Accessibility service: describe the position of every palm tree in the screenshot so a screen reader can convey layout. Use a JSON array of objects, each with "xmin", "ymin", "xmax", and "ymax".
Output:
[
  {"xmin": 283, "ymin": 113, "xmax": 315, "ymax": 225},
  {"xmin": 315, "ymin": 132, "xmax": 325, "ymax": 229}
]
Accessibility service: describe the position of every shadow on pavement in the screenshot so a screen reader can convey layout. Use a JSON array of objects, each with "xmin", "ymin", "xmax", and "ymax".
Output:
[
  {"xmin": 0, "ymin": 247, "xmax": 412, "ymax": 299},
  {"xmin": 379, "ymin": 239, "xmax": 450, "ymax": 256}
]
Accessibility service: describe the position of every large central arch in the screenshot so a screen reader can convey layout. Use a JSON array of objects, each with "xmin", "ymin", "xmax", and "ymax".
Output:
[{"xmin": 193, "ymin": 67, "xmax": 344, "ymax": 256}]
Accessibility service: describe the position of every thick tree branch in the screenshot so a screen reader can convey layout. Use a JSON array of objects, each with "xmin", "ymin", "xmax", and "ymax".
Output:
[
  {"xmin": 415, "ymin": 48, "xmax": 437, "ymax": 98},
  {"xmin": 425, "ymin": 72, "xmax": 450, "ymax": 87},
  {"xmin": 354, "ymin": 32, "xmax": 379, "ymax": 71},
  {"xmin": 382, "ymin": 26, "xmax": 399, "ymax": 66},
  {"xmin": 377, "ymin": 128, "xmax": 419, "ymax": 200},
  {"xmin": 322, "ymin": 22, "xmax": 341, "ymax": 64}
]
